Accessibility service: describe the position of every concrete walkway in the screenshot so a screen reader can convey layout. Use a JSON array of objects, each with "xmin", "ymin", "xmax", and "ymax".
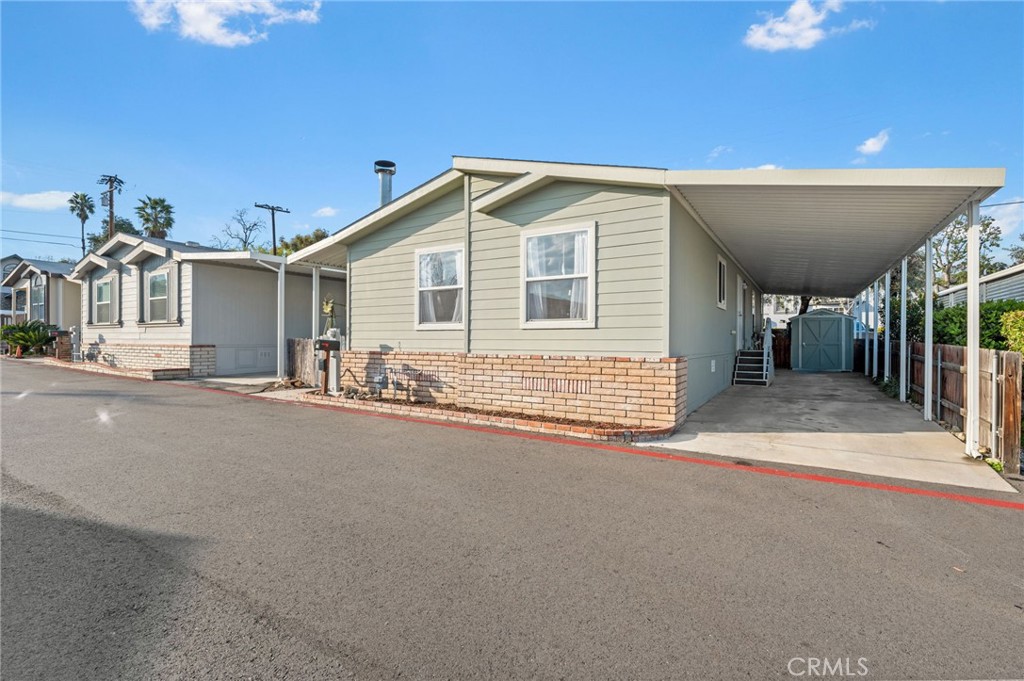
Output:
[{"xmin": 646, "ymin": 371, "xmax": 1016, "ymax": 493}]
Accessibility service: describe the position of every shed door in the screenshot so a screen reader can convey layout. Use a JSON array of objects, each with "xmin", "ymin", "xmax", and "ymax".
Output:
[{"xmin": 801, "ymin": 317, "xmax": 842, "ymax": 371}]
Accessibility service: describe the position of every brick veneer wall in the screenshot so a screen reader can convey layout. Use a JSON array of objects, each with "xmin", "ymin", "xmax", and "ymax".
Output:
[
  {"xmin": 83, "ymin": 343, "xmax": 215, "ymax": 378},
  {"xmin": 337, "ymin": 350, "xmax": 687, "ymax": 429}
]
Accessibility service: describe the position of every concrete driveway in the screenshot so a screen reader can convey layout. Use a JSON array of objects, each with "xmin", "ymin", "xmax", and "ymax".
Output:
[{"xmin": 648, "ymin": 371, "xmax": 1016, "ymax": 493}]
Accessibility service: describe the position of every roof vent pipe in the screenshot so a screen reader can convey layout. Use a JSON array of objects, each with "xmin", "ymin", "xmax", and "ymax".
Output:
[{"xmin": 374, "ymin": 160, "xmax": 396, "ymax": 206}]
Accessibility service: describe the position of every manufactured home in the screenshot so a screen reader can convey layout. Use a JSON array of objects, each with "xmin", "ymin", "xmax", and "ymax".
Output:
[
  {"xmin": 69, "ymin": 234, "xmax": 345, "ymax": 377},
  {"xmin": 938, "ymin": 262, "xmax": 1024, "ymax": 307},
  {"xmin": 287, "ymin": 157, "xmax": 1002, "ymax": 433},
  {"xmin": 1, "ymin": 257, "xmax": 81, "ymax": 329}
]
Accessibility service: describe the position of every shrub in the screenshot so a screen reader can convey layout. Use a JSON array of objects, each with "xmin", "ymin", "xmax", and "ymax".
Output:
[
  {"xmin": 932, "ymin": 299, "xmax": 1024, "ymax": 350},
  {"xmin": 1, "ymin": 320, "xmax": 56, "ymax": 354},
  {"xmin": 1000, "ymin": 310, "xmax": 1024, "ymax": 354}
]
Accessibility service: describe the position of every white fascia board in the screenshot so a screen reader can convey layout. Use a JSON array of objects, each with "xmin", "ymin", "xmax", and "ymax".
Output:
[
  {"xmin": 0, "ymin": 263, "xmax": 33, "ymax": 288},
  {"xmin": 667, "ymin": 167, "xmax": 1005, "ymax": 189},
  {"xmin": 454, "ymin": 156, "xmax": 667, "ymax": 187},
  {"xmin": 122, "ymin": 241, "xmax": 170, "ymax": 265},
  {"xmin": 68, "ymin": 253, "xmax": 118, "ymax": 281},
  {"xmin": 288, "ymin": 169, "xmax": 466, "ymax": 266},
  {"xmin": 180, "ymin": 251, "xmax": 285, "ymax": 264},
  {"xmin": 95, "ymin": 233, "xmax": 143, "ymax": 257},
  {"xmin": 472, "ymin": 172, "xmax": 554, "ymax": 214}
]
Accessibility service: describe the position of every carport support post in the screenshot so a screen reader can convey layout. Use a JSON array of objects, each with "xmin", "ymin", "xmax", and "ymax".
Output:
[
  {"xmin": 862, "ymin": 290, "xmax": 869, "ymax": 376},
  {"xmin": 277, "ymin": 262, "xmax": 286, "ymax": 380},
  {"xmin": 884, "ymin": 271, "xmax": 891, "ymax": 379},
  {"xmin": 966, "ymin": 201, "xmax": 981, "ymax": 457},
  {"xmin": 872, "ymin": 279, "xmax": 879, "ymax": 379},
  {"xmin": 924, "ymin": 238, "xmax": 934, "ymax": 421},
  {"xmin": 900, "ymin": 258, "xmax": 907, "ymax": 402},
  {"xmin": 312, "ymin": 266, "xmax": 320, "ymax": 340}
]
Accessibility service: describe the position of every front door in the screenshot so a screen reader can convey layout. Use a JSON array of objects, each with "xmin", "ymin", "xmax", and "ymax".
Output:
[{"xmin": 736, "ymin": 275, "xmax": 746, "ymax": 351}]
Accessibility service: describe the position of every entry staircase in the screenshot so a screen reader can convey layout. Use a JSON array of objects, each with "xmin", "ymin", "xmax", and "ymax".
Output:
[{"xmin": 732, "ymin": 320, "xmax": 775, "ymax": 387}]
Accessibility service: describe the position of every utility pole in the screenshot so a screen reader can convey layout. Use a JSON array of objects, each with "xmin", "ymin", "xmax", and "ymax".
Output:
[
  {"xmin": 254, "ymin": 203, "xmax": 290, "ymax": 256},
  {"xmin": 97, "ymin": 174, "xmax": 124, "ymax": 239}
]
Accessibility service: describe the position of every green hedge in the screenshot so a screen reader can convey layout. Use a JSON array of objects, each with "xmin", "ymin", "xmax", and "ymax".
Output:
[{"xmin": 932, "ymin": 300, "xmax": 1024, "ymax": 350}]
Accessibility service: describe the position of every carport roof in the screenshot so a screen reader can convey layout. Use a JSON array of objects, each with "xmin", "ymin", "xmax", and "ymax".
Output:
[{"xmin": 289, "ymin": 157, "xmax": 1004, "ymax": 297}]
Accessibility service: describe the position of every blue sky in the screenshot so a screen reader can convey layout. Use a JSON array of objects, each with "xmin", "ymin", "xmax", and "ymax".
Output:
[{"xmin": 2, "ymin": 1, "xmax": 1022, "ymax": 263}]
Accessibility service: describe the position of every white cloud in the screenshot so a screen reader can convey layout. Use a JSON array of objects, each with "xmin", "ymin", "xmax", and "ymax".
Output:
[
  {"xmin": 856, "ymin": 128, "xmax": 890, "ymax": 155},
  {"xmin": 707, "ymin": 145, "xmax": 733, "ymax": 162},
  {"xmin": 130, "ymin": 1, "xmax": 321, "ymax": 48},
  {"xmin": 0, "ymin": 190, "xmax": 74, "ymax": 211},
  {"xmin": 988, "ymin": 197, "xmax": 1024, "ymax": 236},
  {"xmin": 313, "ymin": 206, "xmax": 337, "ymax": 218},
  {"xmin": 755, "ymin": 164, "xmax": 782, "ymax": 170},
  {"xmin": 744, "ymin": 0, "xmax": 874, "ymax": 52}
]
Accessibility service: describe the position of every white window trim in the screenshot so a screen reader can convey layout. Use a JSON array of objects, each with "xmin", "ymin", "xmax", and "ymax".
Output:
[
  {"xmin": 716, "ymin": 255, "xmax": 728, "ymax": 310},
  {"xmin": 94, "ymin": 278, "xmax": 113, "ymax": 325},
  {"xmin": 146, "ymin": 270, "xmax": 169, "ymax": 323},
  {"xmin": 29, "ymin": 276, "xmax": 45, "ymax": 321},
  {"xmin": 414, "ymin": 243, "xmax": 465, "ymax": 330},
  {"xmin": 520, "ymin": 221, "xmax": 597, "ymax": 329}
]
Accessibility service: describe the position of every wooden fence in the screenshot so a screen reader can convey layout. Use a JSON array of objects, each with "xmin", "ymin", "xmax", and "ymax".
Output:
[
  {"xmin": 909, "ymin": 342, "xmax": 1021, "ymax": 473},
  {"xmin": 772, "ymin": 334, "xmax": 791, "ymax": 369},
  {"xmin": 287, "ymin": 338, "xmax": 316, "ymax": 386}
]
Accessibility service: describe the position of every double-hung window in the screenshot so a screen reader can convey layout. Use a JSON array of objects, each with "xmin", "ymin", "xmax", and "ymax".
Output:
[
  {"xmin": 95, "ymin": 281, "xmax": 111, "ymax": 324},
  {"xmin": 415, "ymin": 245, "xmax": 464, "ymax": 327},
  {"xmin": 148, "ymin": 272, "xmax": 168, "ymax": 322},
  {"xmin": 30, "ymin": 275, "xmax": 45, "ymax": 320},
  {"xmin": 521, "ymin": 222, "xmax": 595, "ymax": 327}
]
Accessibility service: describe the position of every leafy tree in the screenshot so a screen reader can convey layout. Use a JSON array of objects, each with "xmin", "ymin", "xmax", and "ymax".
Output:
[
  {"xmin": 213, "ymin": 209, "xmax": 266, "ymax": 251},
  {"xmin": 135, "ymin": 196, "xmax": 175, "ymax": 239},
  {"xmin": 86, "ymin": 216, "xmax": 141, "ymax": 252},
  {"xmin": 1007, "ymin": 233, "xmax": 1024, "ymax": 265},
  {"xmin": 261, "ymin": 228, "xmax": 331, "ymax": 257},
  {"xmin": 67, "ymin": 192, "xmax": 95, "ymax": 257},
  {"xmin": 932, "ymin": 214, "xmax": 1004, "ymax": 288}
]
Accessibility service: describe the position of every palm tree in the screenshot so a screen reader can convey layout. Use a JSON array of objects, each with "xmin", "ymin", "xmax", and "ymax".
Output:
[
  {"xmin": 68, "ymin": 192, "xmax": 95, "ymax": 257},
  {"xmin": 135, "ymin": 196, "xmax": 174, "ymax": 239}
]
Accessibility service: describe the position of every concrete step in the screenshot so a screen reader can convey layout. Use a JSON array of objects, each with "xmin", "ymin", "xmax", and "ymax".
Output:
[{"xmin": 734, "ymin": 378, "xmax": 770, "ymax": 386}]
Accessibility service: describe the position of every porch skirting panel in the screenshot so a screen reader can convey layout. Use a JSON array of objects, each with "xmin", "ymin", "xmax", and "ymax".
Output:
[
  {"xmin": 82, "ymin": 342, "xmax": 215, "ymax": 378},
  {"xmin": 334, "ymin": 350, "xmax": 688, "ymax": 430}
]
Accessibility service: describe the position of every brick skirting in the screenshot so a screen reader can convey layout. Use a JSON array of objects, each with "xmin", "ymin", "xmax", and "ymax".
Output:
[
  {"xmin": 43, "ymin": 357, "xmax": 190, "ymax": 381},
  {"xmin": 333, "ymin": 350, "xmax": 687, "ymax": 430},
  {"xmin": 82, "ymin": 343, "xmax": 216, "ymax": 378}
]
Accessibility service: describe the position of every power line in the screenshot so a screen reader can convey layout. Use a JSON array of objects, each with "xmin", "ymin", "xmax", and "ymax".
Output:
[
  {"xmin": 981, "ymin": 200, "xmax": 1024, "ymax": 208},
  {"xmin": 0, "ymin": 236, "xmax": 81, "ymax": 247},
  {"xmin": 254, "ymin": 203, "xmax": 290, "ymax": 256},
  {"xmin": 1, "ymin": 228, "xmax": 79, "ymax": 240}
]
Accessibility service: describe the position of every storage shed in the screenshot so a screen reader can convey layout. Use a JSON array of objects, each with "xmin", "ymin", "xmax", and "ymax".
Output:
[{"xmin": 789, "ymin": 309, "xmax": 855, "ymax": 372}]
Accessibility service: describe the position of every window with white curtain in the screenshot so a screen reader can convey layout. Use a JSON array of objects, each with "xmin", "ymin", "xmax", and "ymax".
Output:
[
  {"xmin": 95, "ymin": 281, "xmax": 111, "ymax": 324},
  {"xmin": 521, "ymin": 222, "xmax": 595, "ymax": 327},
  {"xmin": 30, "ymin": 275, "xmax": 45, "ymax": 320},
  {"xmin": 148, "ymin": 272, "xmax": 168, "ymax": 322},
  {"xmin": 415, "ymin": 245, "xmax": 464, "ymax": 327}
]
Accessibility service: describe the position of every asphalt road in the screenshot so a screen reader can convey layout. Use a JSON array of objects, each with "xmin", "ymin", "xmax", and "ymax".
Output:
[{"xmin": 2, "ymin": 360, "xmax": 1022, "ymax": 680}]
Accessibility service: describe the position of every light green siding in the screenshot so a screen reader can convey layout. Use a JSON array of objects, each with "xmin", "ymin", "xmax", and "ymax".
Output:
[
  {"xmin": 348, "ymin": 187, "xmax": 467, "ymax": 352},
  {"xmin": 669, "ymin": 200, "xmax": 761, "ymax": 413},
  {"xmin": 470, "ymin": 181, "xmax": 665, "ymax": 355}
]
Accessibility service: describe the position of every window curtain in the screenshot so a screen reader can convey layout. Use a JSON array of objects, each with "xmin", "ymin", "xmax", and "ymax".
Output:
[
  {"xmin": 526, "ymin": 237, "xmax": 547, "ymax": 320},
  {"xmin": 568, "ymin": 231, "xmax": 587, "ymax": 319}
]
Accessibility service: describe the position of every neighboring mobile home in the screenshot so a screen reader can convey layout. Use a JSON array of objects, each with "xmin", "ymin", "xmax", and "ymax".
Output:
[
  {"xmin": 1, "ymin": 257, "xmax": 81, "ymax": 329},
  {"xmin": 937, "ymin": 262, "xmax": 1024, "ymax": 307},
  {"xmin": 69, "ymin": 234, "xmax": 345, "ymax": 377}
]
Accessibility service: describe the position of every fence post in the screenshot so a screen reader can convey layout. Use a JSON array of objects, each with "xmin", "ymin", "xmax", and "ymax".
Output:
[
  {"xmin": 1001, "ymin": 352, "xmax": 1021, "ymax": 474},
  {"xmin": 990, "ymin": 351, "xmax": 998, "ymax": 456}
]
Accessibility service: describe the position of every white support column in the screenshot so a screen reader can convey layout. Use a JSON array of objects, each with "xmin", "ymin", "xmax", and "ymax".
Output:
[
  {"xmin": 311, "ymin": 266, "xmax": 320, "ymax": 339},
  {"xmin": 872, "ymin": 279, "xmax": 879, "ymax": 379},
  {"xmin": 884, "ymin": 271, "xmax": 891, "ymax": 379},
  {"xmin": 900, "ymin": 258, "xmax": 908, "ymax": 402},
  {"xmin": 966, "ymin": 201, "xmax": 981, "ymax": 457},
  {"xmin": 862, "ymin": 290, "xmax": 869, "ymax": 376},
  {"xmin": 277, "ymin": 262, "xmax": 286, "ymax": 379},
  {"xmin": 924, "ymin": 238, "xmax": 934, "ymax": 421}
]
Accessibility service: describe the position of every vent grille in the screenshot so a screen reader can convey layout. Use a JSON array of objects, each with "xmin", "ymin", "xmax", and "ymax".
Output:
[{"xmin": 521, "ymin": 377, "xmax": 591, "ymax": 394}]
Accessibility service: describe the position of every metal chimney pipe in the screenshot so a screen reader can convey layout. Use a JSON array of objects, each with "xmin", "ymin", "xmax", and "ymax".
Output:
[{"xmin": 374, "ymin": 160, "xmax": 396, "ymax": 206}]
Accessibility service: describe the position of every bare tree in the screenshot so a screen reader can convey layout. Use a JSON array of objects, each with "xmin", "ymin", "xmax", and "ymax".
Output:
[{"xmin": 213, "ymin": 209, "xmax": 266, "ymax": 251}]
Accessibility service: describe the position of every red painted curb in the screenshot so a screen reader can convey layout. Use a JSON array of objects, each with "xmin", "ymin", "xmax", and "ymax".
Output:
[{"xmin": 33, "ymin": 359, "xmax": 1024, "ymax": 511}]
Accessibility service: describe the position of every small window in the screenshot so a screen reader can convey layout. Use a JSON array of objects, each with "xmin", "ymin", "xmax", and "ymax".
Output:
[
  {"xmin": 148, "ymin": 272, "xmax": 168, "ymax": 322},
  {"xmin": 95, "ymin": 281, "xmax": 111, "ymax": 324},
  {"xmin": 30, "ymin": 275, "xmax": 45, "ymax": 320},
  {"xmin": 521, "ymin": 223, "xmax": 595, "ymax": 327},
  {"xmin": 716, "ymin": 256, "xmax": 727, "ymax": 310},
  {"xmin": 415, "ymin": 246, "xmax": 464, "ymax": 327}
]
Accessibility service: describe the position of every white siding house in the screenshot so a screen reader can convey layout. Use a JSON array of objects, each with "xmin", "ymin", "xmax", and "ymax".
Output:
[
  {"xmin": 938, "ymin": 263, "xmax": 1024, "ymax": 307},
  {"xmin": 1, "ymin": 258, "xmax": 81, "ymax": 329}
]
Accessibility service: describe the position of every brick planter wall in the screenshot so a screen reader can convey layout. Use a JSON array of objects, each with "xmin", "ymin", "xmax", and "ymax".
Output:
[
  {"xmin": 82, "ymin": 343, "xmax": 216, "ymax": 378},
  {"xmin": 336, "ymin": 350, "xmax": 687, "ymax": 429}
]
